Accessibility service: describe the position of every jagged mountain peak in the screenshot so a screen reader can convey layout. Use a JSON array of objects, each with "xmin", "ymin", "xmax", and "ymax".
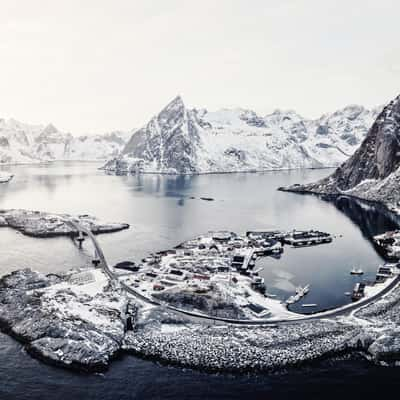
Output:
[
  {"xmin": 160, "ymin": 95, "xmax": 185, "ymax": 113},
  {"xmin": 105, "ymin": 96, "xmax": 379, "ymax": 174}
]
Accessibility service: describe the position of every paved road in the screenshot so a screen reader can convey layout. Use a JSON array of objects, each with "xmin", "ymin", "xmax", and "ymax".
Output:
[{"xmin": 67, "ymin": 219, "xmax": 400, "ymax": 326}]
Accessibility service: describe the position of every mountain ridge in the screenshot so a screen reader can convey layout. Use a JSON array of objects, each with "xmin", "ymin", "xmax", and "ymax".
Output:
[
  {"xmin": 0, "ymin": 118, "xmax": 133, "ymax": 164},
  {"xmin": 280, "ymin": 94, "xmax": 400, "ymax": 214},
  {"xmin": 103, "ymin": 95, "xmax": 381, "ymax": 174}
]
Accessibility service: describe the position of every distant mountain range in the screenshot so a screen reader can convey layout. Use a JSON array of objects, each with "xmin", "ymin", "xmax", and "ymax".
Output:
[
  {"xmin": 103, "ymin": 96, "xmax": 381, "ymax": 174},
  {"xmin": 281, "ymin": 94, "xmax": 400, "ymax": 214},
  {"xmin": 0, "ymin": 118, "xmax": 132, "ymax": 164},
  {"xmin": 1, "ymin": 97, "xmax": 381, "ymax": 171}
]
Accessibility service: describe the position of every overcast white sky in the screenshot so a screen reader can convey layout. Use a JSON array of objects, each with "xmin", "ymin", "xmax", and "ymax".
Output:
[{"xmin": 0, "ymin": 0, "xmax": 399, "ymax": 134}]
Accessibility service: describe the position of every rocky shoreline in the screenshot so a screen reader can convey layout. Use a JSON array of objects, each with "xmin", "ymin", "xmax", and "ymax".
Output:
[
  {"xmin": 0, "ymin": 268, "xmax": 129, "ymax": 372},
  {"xmin": 1, "ymin": 265, "xmax": 400, "ymax": 373},
  {"xmin": 278, "ymin": 94, "xmax": 400, "ymax": 216},
  {"xmin": 0, "ymin": 209, "xmax": 129, "ymax": 238}
]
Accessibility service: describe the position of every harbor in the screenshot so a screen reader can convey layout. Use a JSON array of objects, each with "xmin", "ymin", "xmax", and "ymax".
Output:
[{"xmin": 115, "ymin": 228, "xmax": 340, "ymax": 319}]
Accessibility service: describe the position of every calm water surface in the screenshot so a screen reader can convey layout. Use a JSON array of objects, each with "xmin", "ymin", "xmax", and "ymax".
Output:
[{"xmin": 0, "ymin": 162, "xmax": 399, "ymax": 399}]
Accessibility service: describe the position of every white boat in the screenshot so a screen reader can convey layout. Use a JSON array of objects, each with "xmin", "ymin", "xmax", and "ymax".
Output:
[
  {"xmin": 302, "ymin": 303, "xmax": 317, "ymax": 307},
  {"xmin": 0, "ymin": 173, "xmax": 13, "ymax": 183},
  {"xmin": 286, "ymin": 284, "xmax": 310, "ymax": 304},
  {"xmin": 295, "ymin": 284, "xmax": 310, "ymax": 295},
  {"xmin": 350, "ymin": 267, "xmax": 364, "ymax": 275}
]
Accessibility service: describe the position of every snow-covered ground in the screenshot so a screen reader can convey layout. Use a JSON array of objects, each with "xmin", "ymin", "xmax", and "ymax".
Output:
[
  {"xmin": 0, "ymin": 209, "xmax": 129, "ymax": 237},
  {"xmin": 118, "ymin": 231, "xmax": 320, "ymax": 321}
]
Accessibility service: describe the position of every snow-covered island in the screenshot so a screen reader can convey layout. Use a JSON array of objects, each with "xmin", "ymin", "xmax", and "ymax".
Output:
[
  {"xmin": 0, "ymin": 172, "xmax": 13, "ymax": 183},
  {"xmin": 1, "ymin": 226, "xmax": 400, "ymax": 373},
  {"xmin": 0, "ymin": 209, "xmax": 129, "ymax": 237}
]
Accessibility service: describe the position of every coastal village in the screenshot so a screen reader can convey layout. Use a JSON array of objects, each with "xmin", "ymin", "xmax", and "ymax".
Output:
[
  {"xmin": 113, "ymin": 228, "xmax": 399, "ymax": 320},
  {"xmin": 1, "ymin": 209, "xmax": 400, "ymax": 372}
]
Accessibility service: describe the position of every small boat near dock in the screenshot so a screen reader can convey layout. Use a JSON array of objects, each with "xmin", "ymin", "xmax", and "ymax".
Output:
[
  {"xmin": 350, "ymin": 267, "xmax": 364, "ymax": 275},
  {"xmin": 352, "ymin": 282, "xmax": 366, "ymax": 301},
  {"xmin": 286, "ymin": 284, "xmax": 310, "ymax": 304}
]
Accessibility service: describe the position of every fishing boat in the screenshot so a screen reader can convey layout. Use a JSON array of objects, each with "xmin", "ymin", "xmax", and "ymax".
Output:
[
  {"xmin": 296, "ymin": 284, "xmax": 310, "ymax": 295},
  {"xmin": 286, "ymin": 284, "xmax": 310, "ymax": 305},
  {"xmin": 350, "ymin": 267, "xmax": 364, "ymax": 275}
]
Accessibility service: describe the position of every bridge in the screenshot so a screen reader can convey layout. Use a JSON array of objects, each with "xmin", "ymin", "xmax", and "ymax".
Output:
[{"xmin": 65, "ymin": 218, "xmax": 400, "ymax": 326}]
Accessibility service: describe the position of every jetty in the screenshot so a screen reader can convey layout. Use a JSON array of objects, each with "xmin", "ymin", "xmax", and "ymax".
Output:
[{"xmin": 283, "ymin": 230, "xmax": 332, "ymax": 247}]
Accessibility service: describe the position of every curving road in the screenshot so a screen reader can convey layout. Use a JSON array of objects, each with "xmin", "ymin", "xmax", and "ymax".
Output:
[{"xmin": 66, "ymin": 219, "xmax": 400, "ymax": 326}]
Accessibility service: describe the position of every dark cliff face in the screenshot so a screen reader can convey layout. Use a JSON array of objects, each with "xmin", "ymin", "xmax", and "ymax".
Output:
[
  {"xmin": 122, "ymin": 96, "xmax": 200, "ymax": 173},
  {"xmin": 295, "ymin": 95, "xmax": 400, "ymax": 193}
]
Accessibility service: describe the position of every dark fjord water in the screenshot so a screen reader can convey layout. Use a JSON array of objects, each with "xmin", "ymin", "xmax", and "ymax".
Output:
[{"xmin": 0, "ymin": 162, "xmax": 399, "ymax": 399}]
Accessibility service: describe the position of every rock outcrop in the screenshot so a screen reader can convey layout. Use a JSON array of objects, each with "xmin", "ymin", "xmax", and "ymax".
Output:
[
  {"xmin": 0, "ymin": 268, "xmax": 128, "ymax": 372},
  {"xmin": 118, "ymin": 96, "xmax": 201, "ymax": 173}
]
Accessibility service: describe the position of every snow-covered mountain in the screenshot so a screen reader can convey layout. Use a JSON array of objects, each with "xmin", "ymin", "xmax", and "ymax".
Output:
[
  {"xmin": 103, "ymin": 96, "xmax": 381, "ymax": 174},
  {"xmin": 0, "ymin": 118, "xmax": 131, "ymax": 164},
  {"xmin": 280, "ymin": 94, "xmax": 400, "ymax": 214}
]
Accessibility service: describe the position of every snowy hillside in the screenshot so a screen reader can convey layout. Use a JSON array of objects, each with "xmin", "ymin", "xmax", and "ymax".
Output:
[
  {"xmin": 280, "ymin": 94, "xmax": 400, "ymax": 214},
  {"xmin": 0, "ymin": 118, "xmax": 131, "ymax": 164},
  {"xmin": 103, "ymin": 96, "xmax": 381, "ymax": 174}
]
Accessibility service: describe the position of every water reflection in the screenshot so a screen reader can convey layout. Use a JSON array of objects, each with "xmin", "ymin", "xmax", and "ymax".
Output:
[
  {"xmin": 0, "ymin": 163, "xmax": 389, "ymax": 313},
  {"xmin": 0, "ymin": 163, "xmax": 399, "ymax": 399},
  {"xmin": 332, "ymin": 196, "xmax": 399, "ymax": 240}
]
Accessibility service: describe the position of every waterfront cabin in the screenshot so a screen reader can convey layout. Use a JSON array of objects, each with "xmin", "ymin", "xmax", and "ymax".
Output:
[
  {"xmin": 193, "ymin": 273, "xmax": 210, "ymax": 280},
  {"xmin": 376, "ymin": 265, "xmax": 393, "ymax": 282},
  {"xmin": 167, "ymin": 269, "xmax": 187, "ymax": 281},
  {"xmin": 212, "ymin": 231, "xmax": 234, "ymax": 242},
  {"xmin": 231, "ymin": 255, "xmax": 245, "ymax": 269},
  {"xmin": 153, "ymin": 283, "xmax": 165, "ymax": 291},
  {"xmin": 284, "ymin": 230, "xmax": 332, "ymax": 247}
]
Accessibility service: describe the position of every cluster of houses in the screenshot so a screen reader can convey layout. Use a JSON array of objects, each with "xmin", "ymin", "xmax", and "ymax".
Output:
[
  {"xmin": 373, "ymin": 230, "xmax": 400, "ymax": 259},
  {"xmin": 115, "ymin": 229, "xmax": 335, "ymax": 320},
  {"xmin": 117, "ymin": 230, "xmax": 293, "ymax": 319},
  {"xmin": 352, "ymin": 262, "xmax": 399, "ymax": 300}
]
